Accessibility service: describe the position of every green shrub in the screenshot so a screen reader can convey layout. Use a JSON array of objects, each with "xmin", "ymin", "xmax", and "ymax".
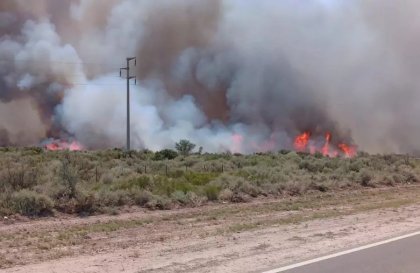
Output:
[
  {"xmin": 146, "ymin": 195, "xmax": 172, "ymax": 210},
  {"xmin": 392, "ymin": 174, "xmax": 403, "ymax": 184},
  {"xmin": 382, "ymin": 154, "xmax": 399, "ymax": 165},
  {"xmin": 171, "ymin": 190, "xmax": 188, "ymax": 204},
  {"xmin": 324, "ymin": 159, "xmax": 341, "ymax": 170},
  {"xmin": 75, "ymin": 191, "xmax": 97, "ymax": 215},
  {"xmin": 261, "ymin": 183, "xmax": 284, "ymax": 195},
  {"xmin": 309, "ymin": 182, "xmax": 329, "ymax": 192},
  {"xmin": 0, "ymin": 194, "xmax": 12, "ymax": 216},
  {"xmin": 238, "ymin": 181, "xmax": 260, "ymax": 197},
  {"xmin": 349, "ymin": 160, "xmax": 363, "ymax": 172},
  {"xmin": 0, "ymin": 206, "xmax": 12, "ymax": 216},
  {"xmin": 167, "ymin": 170, "xmax": 185, "ymax": 178},
  {"xmin": 284, "ymin": 181, "xmax": 307, "ymax": 196},
  {"xmin": 115, "ymin": 176, "xmax": 151, "ymax": 190},
  {"xmin": 381, "ymin": 176, "xmax": 395, "ymax": 186},
  {"xmin": 314, "ymin": 152, "xmax": 324, "ymax": 159},
  {"xmin": 203, "ymin": 184, "xmax": 221, "ymax": 201},
  {"xmin": 204, "ymin": 153, "xmax": 231, "ymax": 161},
  {"xmin": 54, "ymin": 197, "xmax": 77, "ymax": 214},
  {"xmin": 359, "ymin": 170, "xmax": 373, "ymax": 187},
  {"xmin": 59, "ymin": 159, "xmax": 79, "ymax": 199},
  {"xmin": 173, "ymin": 181, "xmax": 195, "ymax": 193},
  {"xmin": 185, "ymin": 191, "xmax": 206, "ymax": 206},
  {"xmin": 131, "ymin": 190, "xmax": 153, "ymax": 206},
  {"xmin": 153, "ymin": 149, "xmax": 178, "ymax": 161},
  {"xmin": 11, "ymin": 190, "xmax": 54, "ymax": 217},
  {"xmin": 284, "ymin": 152, "xmax": 301, "ymax": 163},
  {"xmin": 99, "ymin": 189, "xmax": 132, "ymax": 207},
  {"xmin": 231, "ymin": 192, "xmax": 251, "ymax": 203},
  {"xmin": 22, "ymin": 147, "xmax": 44, "ymax": 155},
  {"xmin": 218, "ymin": 189, "xmax": 233, "ymax": 201},
  {"xmin": 299, "ymin": 159, "xmax": 324, "ymax": 173},
  {"xmin": 401, "ymin": 171, "xmax": 418, "ymax": 183},
  {"xmin": 101, "ymin": 174, "xmax": 114, "ymax": 185},
  {"xmin": 183, "ymin": 173, "xmax": 217, "ymax": 186}
]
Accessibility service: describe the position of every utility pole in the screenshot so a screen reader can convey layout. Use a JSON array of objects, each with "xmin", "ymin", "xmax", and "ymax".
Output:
[{"xmin": 120, "ymin": 57, "xmax": 137, "ymax": 151}]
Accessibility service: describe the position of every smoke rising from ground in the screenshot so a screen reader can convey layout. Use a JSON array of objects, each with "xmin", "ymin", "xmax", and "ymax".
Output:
[{"xmin": 1, "ymin": 0, "xmax": 420, "ymax": 153}]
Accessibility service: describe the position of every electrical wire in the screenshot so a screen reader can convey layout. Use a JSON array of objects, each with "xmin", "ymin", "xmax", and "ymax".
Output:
[{"xmin": 0, "ymin": 58, "xmax": 126, "ymax": 70}]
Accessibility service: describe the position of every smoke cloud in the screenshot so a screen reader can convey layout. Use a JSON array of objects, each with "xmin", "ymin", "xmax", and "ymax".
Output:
[{"xmin": 1, "ymin": 0, "xmax": 420, "ymax": 154}]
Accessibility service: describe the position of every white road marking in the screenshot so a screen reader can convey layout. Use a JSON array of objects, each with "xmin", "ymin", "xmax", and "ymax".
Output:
[{"xmin": 262, "ymin": 230, "xmax": 420, "ymax": 273}]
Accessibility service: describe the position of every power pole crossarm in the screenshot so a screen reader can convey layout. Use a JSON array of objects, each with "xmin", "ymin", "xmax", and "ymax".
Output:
[{"xmin": 120, "ymin": 57, "xmax": 137, "ymax": 151}]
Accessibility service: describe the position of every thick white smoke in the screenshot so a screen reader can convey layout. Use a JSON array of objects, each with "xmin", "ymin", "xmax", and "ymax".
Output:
[
  {"xmin": 2, "ymin": 0, "xmax": 420, "ymax": 154},
  {"xmin": 60, "ymin": 75, "xmax": 244, "ymax": 152},
  {"xmin": 0, "ymin": 18, "xmax": 83, "ymax": 144}
]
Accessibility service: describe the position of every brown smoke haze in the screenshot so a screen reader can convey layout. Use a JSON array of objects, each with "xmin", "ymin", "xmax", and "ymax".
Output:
[{"xmin": 1, "ymin": 0, "xmax": 420, "ymax": 154}]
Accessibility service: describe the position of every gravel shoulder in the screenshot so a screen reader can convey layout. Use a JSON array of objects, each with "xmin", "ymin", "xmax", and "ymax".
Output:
[{"xmin": 2, "ymin": 186, "xmax": 420, "ymax": 273}]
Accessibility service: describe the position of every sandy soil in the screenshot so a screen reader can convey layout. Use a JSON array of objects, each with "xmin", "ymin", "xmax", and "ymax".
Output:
[{"xmin": 2, "ymin": 186, "xmax": 420, "ymax": 273}]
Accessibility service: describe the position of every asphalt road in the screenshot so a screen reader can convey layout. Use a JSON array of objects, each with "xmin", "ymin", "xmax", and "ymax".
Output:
[{"xmin": 267, "ymin": 233, "xmax": 420, "ymax": 273}]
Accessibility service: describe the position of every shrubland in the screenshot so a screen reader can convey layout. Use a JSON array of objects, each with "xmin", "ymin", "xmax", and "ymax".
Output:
[{"xmin": 0, "ymin": 147, "xmax": 418, "ymax": 217}]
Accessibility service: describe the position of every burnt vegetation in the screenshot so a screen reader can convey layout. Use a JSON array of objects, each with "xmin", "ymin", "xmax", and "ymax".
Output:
[{"xmin": 0, "ymin": 147, "xmax": 419, "ymax": 217}]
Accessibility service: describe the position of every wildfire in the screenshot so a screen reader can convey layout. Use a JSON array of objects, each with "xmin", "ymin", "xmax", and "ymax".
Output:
[
  {"xmin": 294, "ymin": 131, "xmax": 356, "ymax": 158},
  {"xmin": 321, "ymin": 132, "xmax": 331, "ymax": 156},
  {"xmin": 294, "ymin": 132, "xmax": 311, "ymax": 151},
  {"xmin": 231, "ymin": 134, "xmax": 244, "ymax": 153},
  {"xmin": 44, "ymin": 139, "xmax": 84, "ymax": 151},
  {"xmin": 338, "ymin": 143, "xmax": 356, "ymax": 158}
]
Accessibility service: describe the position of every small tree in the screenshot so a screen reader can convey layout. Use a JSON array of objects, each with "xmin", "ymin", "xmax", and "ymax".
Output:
[{"xmin": 175, "ymin": 139, "xmax": 196, "ymax": 156}]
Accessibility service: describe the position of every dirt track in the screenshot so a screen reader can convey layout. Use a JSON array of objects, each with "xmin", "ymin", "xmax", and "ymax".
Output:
[{"xmin": 2, "ymin": 186, "xmax": 420, "ymax": 273}]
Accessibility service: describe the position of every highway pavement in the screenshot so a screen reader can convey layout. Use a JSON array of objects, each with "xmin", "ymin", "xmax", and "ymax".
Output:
[{"xmin": 264, "ymin": 232, "xmax": 420, "ymax": 273}]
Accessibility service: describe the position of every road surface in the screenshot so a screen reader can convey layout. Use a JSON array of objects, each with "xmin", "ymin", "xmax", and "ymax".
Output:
[{"xmin": 265, "ymin": 232, "xmax": 420, "ymax": 273}]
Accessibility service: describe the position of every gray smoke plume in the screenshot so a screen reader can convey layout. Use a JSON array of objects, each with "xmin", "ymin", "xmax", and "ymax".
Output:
[{"xmin": 1, "ymin": 0, "xmax": 420, "ymax": 153}]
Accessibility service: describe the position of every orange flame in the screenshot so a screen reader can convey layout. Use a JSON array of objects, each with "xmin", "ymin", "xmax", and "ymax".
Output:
[
  {"xmin": 294, "ymin": 131, "xmax": 356, "ymax": 158},
  {"xmin": 338, "ymin": 143, "xmax": 356, "ymax": 158},
  {"xmin": 294, "ymin": 132, "xmax": 310, "ymax": 151},
  {"xmin": 321, "ymin": 132, "xmax": 331, "ymax": 156},
  {"xmin": 45, "ymin": 140, "xmax": 84, "ymax": 151}
]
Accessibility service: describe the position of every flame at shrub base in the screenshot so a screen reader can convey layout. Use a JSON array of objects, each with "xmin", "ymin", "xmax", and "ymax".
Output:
[
  {"xmin": 43, "ymin": 139, "xmax": 84, "ymax": 151},
  {"xmin": 294, "ymin": 132, "xmax": 357, "ymax": 158}
]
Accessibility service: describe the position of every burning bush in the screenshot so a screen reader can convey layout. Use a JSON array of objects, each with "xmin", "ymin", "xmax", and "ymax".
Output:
[{"xmin": 294, "ymin": 132, "xmax": 356, "ymax": 158}]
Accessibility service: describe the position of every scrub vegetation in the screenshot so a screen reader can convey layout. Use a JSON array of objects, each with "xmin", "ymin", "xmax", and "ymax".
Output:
[{"xmin": 0, "ymin": 146, "xmax": 418, "ymax": 217}]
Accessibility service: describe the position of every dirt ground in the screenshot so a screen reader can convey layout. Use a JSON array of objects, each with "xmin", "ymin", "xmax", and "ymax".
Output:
[{"xmin": 2, "ymin": 186, "xmax": 420, "ymax": 273}]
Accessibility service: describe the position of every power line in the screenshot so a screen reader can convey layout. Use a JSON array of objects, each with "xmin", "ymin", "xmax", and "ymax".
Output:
[
  {"xmin": 5, "ymin": 74, "xmax": 123, "ymax": 79},
  {"xmin": 2, "ymin": 78, "xmax": 137, "ymax": 87},
  {"xmin": 0, "ymin": 58, "xmax": 125, "ymax": 69},
  {"xmin": 60, "ymin": 83, "xmax": 137, "ymax": 86},
  {"xmin": 120, "ymin": 57, "xmax": 137, "ymax": 151}
]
